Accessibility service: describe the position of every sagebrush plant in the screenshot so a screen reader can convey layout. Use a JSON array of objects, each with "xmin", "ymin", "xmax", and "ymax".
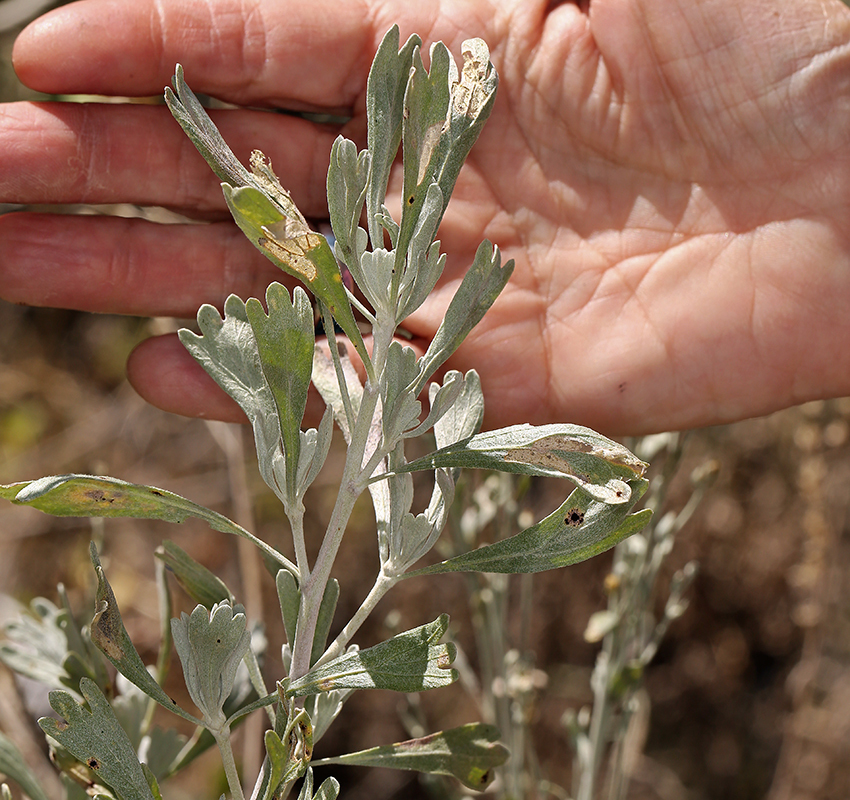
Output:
[{"xmin": 0, "ymin": 27, "xmax": 653, "ymax": 800}]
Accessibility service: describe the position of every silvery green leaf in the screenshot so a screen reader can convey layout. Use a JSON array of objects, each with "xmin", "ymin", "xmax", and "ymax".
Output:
[
  {"xmin": 304, "ymin": 687, "xmax": 353, "ymax": 743},
  {"xmin": 311, "ymin": 579, "xmax": 340, "ymax": 668},
  {"xmin": 88, "ymin": 544, "xmax": 201, "ymax": 726},
  {"xmin": 403, "ymin": 370, "xmax": 464, "ymax": 439},
  {"xmin": 415, "ymin": 241, "xmax": 513, "ymax": 389},
  {"xmin": 356, "ymin": 247, "xmax": 396, "ymax": 319},
  {"xmin": 431, "ymin": 38, "xmax": 498, "ymax": 212},
  {"xmin": 434, "ymin": 370, "xmax": 484, "ymax": 449},
  {"xmin": 155, "ymin": 540, "xmax": 232, "ymax": 609},
  {"xmin": 39, "ymin": 678, "xmax": 156, "ymax": 800},
  {"xmin": 400, "ymin": 42, "xmax": 451, "ymax": 217},
  {"xmin": 246, "ymin": 283, "xmax": 315, "ymax": 502},
  {"xmin": 296, "ymin": 406, "xmax": 333, "ymax": 497},
  {"xmin": 396, "ymin": 183, "xmax": 446, "ymax": 320},
  {"xmin": 384, "ymin": 470, "xmax": 454, "ymax": 575},
  {"xmin": 407, "ymin": 481, "xmax": 652, "ymax": 576},
  {"xmin": 296, "ymin": 768, "xmax": 340, "ymax": 800},
  {"xmin": 327, "ymin": 136, "xmax": 370, "ymax": 274},
  {"xmin": 0, "ymin": 732, "xmax": 50, "ymax": 800},
  {"xmin": 179, "ymin": 295, "xmax": 286, "ymax": 501},
  {"xmin": 365, "ymin": 25, "xmax": 421, "ymax": 246},
  {"xmin": 171, "ymin": 602, "xmax": 251, "ymax": 729},
  {"xmin": 0, "ymin": 597, "xmax": 76, "ymax": 693},
  {"xmin": 381, "ymin": 342, "xmax": 421, "ymax": 444},
  {"xmin": 312, "ymin": 345, "xmax": 362, "ymax": 443},
  {"xmin": 371, "ymin": 464, "xmax": 414, "ymax": 567},
  {"xmin": 276, "ymin": 570, "xmax": 300, "ymax": 648},
  {"xmin": 165, "ymin": 65, "xmax": 252, "ymax": 189},
  {"xmin": 1, "ymin": 473, "xmax": 295, "ymax": 577},
  {"xmin": 393, "ymin": 423, "xmax": 647, "ymax": 505},
  {"xmin": 287, "ymin": 615, "xmax": 457, "ymax": 697},
  {"xmin": 376, "ymin": 205, "xmax": 400, "ymax": 247},
  {"xmin": 313, "ymin": 722, "xmax": 508, "ymax": 791}
]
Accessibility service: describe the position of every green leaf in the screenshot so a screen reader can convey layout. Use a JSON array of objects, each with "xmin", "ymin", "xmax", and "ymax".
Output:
[
  {"xmin": 246, "ymin": 283, "xmax": 315, "ymax": 502},
  {"xmin": 314, "ymin": 723, "xmax": 508, "ymax": 791},
  {"xmin": 407, "ymin": 481, "xmax": 652, "ymax": 576},
  {"xmin": 88, "ymin": 544, "xmax": 202, "ymax": 726},
  {"xmin": 326, "ymin": 136, "xmax": 370, "ymax": 276},
  {"xmin": 414, "ymin": 240, "xmax": 513, "ymax": 389},
  {"xmin": 390, "ymin": 423, "xmax": 647, "ymax": 504},
  {"xmin": 155, "ymin": 540, "xmax": 232, "ymax": 608},
  {"xmin": 223, "ymin": 183, "xmax": 371, "ymax": 374},
  {"xmin": 179, "ymin": 294, "xmax": 287, "ymax": 506},
  {"xmin": 165, "ymin": 65, "xmax": 253, "ymax": 188},
  {"xmin": 365, "ymin": 25, "xmax": 422, "ymax": 247},
  {"xmin": 0, "ymin": 731, "xmax": 50, "ymax": 800},
  {"xmin": 1, "ymin": 473, "xmax": 295, "ymax": 577},
  {"xmin": 287, "ymin": 615, "xmax": 457, "ymax": 697},
  {"xmin": 297, "ymin": 768, "xmax": 339, "ymax": 800},
  {"xmin": 276, "ymin": 569, "xmax": 300, "ymax": 648},
  {"xmin": 171, "ymin": 602, "xmax": 252, "ymax": 729},
  {"xmin": 311, "ymin": 579, "xmax": 340, "ymax": 668},
  {"xmin": 0, "ymin": 597, "xmax": 77, "ymax": 694},
  {"xmin": 433, "ymin": 370, "xmax": 484, "ymax": 449},
  {"xmin": 38, "ymin": 678, "xmax": 156, "ymax": 800}
]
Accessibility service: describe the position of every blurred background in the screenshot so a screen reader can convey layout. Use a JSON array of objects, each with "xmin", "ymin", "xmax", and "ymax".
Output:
[{"xmin": 2, "ymin": 2, "xmax": 850, "ymax": 798}]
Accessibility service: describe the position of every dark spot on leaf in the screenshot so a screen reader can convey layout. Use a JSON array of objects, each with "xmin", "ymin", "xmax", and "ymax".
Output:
[
  {"xmin": 87, "ymin": 757, "xmax": 100, "ymax": 770},
  {"xmin": 86, "ymin": 490, "xmax": 114, "ymax": 504},
  {"xmin": 150, "ymin": 489, "xmax": 163, "ymax": 496},
  {"xmin": 478, "ymin": 770, "xmax": 492, "ymax": 785},
  {"xmin": 216, "ymin": 638, "xmax": 221, "ymax": 644},
  {"xmin": 407, "ymin": 195, "xmax": 415, "ymax": 205},
  {"xmin": 565, "ymin": 508, "xmax": 584, "ymax": 527}
]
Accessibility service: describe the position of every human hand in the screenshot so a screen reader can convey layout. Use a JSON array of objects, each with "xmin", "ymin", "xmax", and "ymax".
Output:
[{"xmin": 2, "ymin": 0, "xmax": 850, "ymax": 436}]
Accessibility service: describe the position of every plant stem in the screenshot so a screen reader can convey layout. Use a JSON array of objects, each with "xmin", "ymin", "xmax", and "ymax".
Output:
[
  {"xmin": 213, "ymin": 727, "xmax": 245, "ymax": 800},
  {"xmin": 316, "ymin": 570, "xmax": 399, "ymax": 665}
]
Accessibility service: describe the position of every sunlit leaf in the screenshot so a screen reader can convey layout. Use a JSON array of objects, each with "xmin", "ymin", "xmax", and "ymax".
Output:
[
  {"xmin": 1, "ymin": 474, "xmax": 295, "ymax": 577},
  {"xmin": 314, "ymin": 723, "xmax": 508, "ymax": 791},
  {"xmin": 391, "ymin": 423, "xmax": 647, "ymax": 504},
  {"xmin": 407, "ymin": 481, "xmax": 652, "ymax": 576},
  {"xmin": 287, "ymin": 615, "xmax": 457, "ymax": 697}
]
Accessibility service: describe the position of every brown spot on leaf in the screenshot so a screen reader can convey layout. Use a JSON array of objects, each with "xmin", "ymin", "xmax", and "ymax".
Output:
[
  {"xmin": 565, "ymin": 508, "xmax": 584, "ymax": 527},
  {"xmin": 87, "ymin": 757, "xmax": 100, "ymax": 770}
]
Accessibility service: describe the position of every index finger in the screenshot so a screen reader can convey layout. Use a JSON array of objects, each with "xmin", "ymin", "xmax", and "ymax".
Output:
[{"xmin": 13, "ymin": 0, "xmax": 402, "ymax": 110}]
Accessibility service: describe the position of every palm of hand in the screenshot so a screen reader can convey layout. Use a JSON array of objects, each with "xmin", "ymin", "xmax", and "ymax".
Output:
[
  {"xmin": 3, "ymin": 0, "xmax": 850, "ymax": 434},
  {"xmin": 407, "ymin": 0, "xmax": 850, "ymax": 433}
]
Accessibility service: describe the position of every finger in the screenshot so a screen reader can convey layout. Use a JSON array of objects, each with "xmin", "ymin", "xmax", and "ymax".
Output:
[
  {"xmin": 13, "ymin": 0, "xmax": 388, "ymax": 109},
  {"xmin": 127, "ymin": 334, "xmax": 248, "ymax": 422},
  {"xmin": 0, "ymin": 212, "xmax": 284, "ymax": 316},
  {"xmin": 0, "ymin": 102, "xmax": 337, "ymax": 217}
]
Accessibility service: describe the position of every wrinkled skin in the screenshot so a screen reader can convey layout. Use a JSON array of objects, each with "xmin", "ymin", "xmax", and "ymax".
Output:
[{"xmin": 2, "ymin": 0, "xmax": 850, "ymax": 435}]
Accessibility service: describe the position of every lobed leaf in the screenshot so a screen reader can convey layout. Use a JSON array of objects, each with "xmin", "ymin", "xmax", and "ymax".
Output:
[
  {"xmin": 246, "ymin": 283, "xmax": 315, "ymax": 501},
  {"xmin": 171, "ymin": 602, "xmax": 252, "ymax": 729},
  {"xmin": 38, "ymin": 678, "xmax": 156, "ymax": 800}
]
